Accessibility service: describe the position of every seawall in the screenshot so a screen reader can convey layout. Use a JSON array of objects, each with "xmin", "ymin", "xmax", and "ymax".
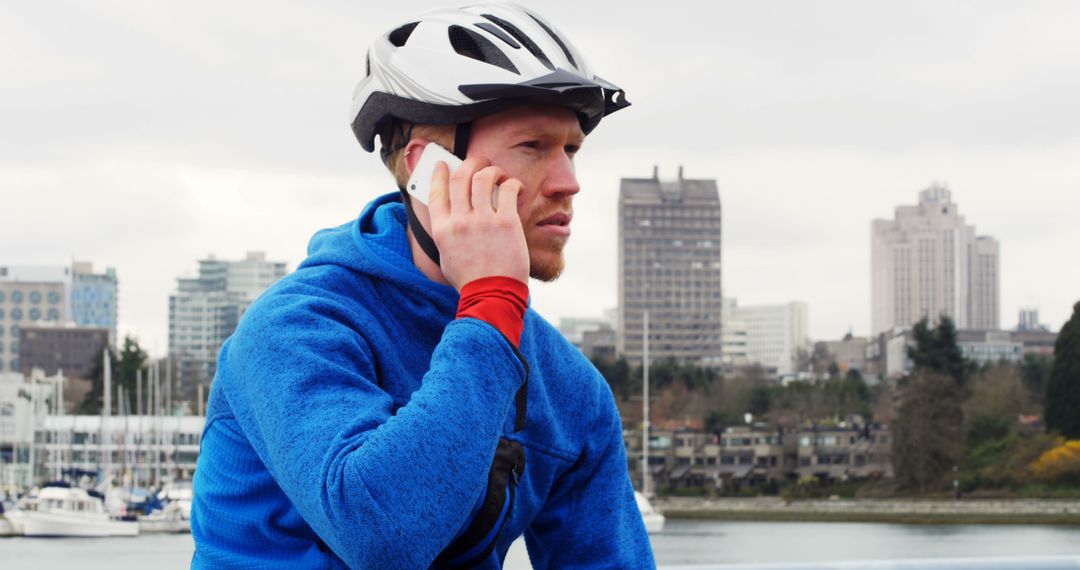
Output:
[{"xmin": 655, "ymin": 497, "xmax": 1080, "ymax": 525}]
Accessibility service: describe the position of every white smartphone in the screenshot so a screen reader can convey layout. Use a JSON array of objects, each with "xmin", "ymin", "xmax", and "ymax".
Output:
[{"xmin": 405, "ymin": 143, "xmax": 463, "ymax": 206}]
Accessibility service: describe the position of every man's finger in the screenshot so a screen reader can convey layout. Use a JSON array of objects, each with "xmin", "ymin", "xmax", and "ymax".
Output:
[
  {"xmin": 450, "ymin": 157, "xmax": 486, "ymax": 214},
  {"xmin": 471, "ymin": 166, "xmax": 505, "ymax": 212},
  {"xmin": 427, "ymin": 161, "xmax": 451, "ymax": 220},
  {"xmin": 495, "ymin": 178, "xmax": 523, "ymax": 217}
]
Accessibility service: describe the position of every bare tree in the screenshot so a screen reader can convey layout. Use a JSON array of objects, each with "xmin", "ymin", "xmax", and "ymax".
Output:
[{"xmin": 891, "ymin": 370, "xmax": 964, "ymax": 493}]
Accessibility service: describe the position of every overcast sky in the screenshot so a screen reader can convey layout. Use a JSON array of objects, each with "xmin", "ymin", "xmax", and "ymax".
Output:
[{"xmin": 3, "ymin": 0, "xmax": 1079, "ymax": 357}]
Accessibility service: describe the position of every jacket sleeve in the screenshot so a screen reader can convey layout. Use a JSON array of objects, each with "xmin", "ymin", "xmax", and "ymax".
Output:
[
  {"xmin": 214, "ymin": 296, "xmax": 525, "ymax": 569},
  {"xmin": 523, "ymin": 381, "xmax": 656, "ymax": 569}
]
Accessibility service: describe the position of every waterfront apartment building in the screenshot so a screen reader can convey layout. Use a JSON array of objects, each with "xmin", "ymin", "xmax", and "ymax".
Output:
[
  {"xmin": 618, "ymin": 166, "xmax": 723, "ymax": 365},
  {"xmin": 623, "ymin": 420, "xmax": 891, "ymax": 494},
  {"xmin": 724, "ymin": 299, "xmax": 810, "ymax": 377},
  {"xmin": 168, "ymin": 252, "xmax": 287, "ymax": 390},
  {"xmin": 871, "ymin": 185, "xmax": 1000, "ymax": 336}
]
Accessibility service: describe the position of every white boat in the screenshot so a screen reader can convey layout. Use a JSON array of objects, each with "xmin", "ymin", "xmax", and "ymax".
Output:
[
  {"xmin": 17, "ymin": 486, "xmax": 139, "ymax": 537},
  {"xmin": 635, "ymin": 491, "xmax": 665, "ymax": 534},
  {"xmin": 137, "ymin": 501, "xmax": 189, "ymax": 534},
  {"xmin": 158, "ymin": 482, "xmax": 193, "ymax": 521}
]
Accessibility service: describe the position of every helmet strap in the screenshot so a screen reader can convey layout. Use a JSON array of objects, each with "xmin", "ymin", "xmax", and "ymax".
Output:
[
  {"xmin": 453, "ymin": 122, "xmax": 472, "ymax": 161},
  {"xmin": 398, "ymin": 122, "xmax": 471, "ymax": 269},
  {"xmin": 399, "ymin": 185, "xmax": 442, "ymax": 267}
]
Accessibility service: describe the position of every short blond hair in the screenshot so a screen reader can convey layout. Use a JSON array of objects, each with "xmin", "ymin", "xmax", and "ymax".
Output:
[{"xmin": 379, "ymin": 122, "xmax": 456, "ymax": 189}]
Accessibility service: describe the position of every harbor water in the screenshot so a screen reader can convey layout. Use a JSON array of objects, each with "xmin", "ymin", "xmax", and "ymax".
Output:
[{"xmin": 2, "ymin": 520, "xmax": 1079, "ymax": 568}]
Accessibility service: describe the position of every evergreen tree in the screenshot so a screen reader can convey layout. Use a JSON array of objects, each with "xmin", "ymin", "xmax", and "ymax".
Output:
[
  {"xmin": 908, "ymin": 316, "xmax": 972, "ymax": 386},
  {"xmin": 749, "ymin": 384, "xmax": 771, "ymax": 417},
  {"xmin": 78, "ymin": 336, "xmax": 149, "ymax": 415},
  {"xmin": 79, "ymin": 347, "xmax": 117, "ymax": 415},
  {"xmin": 1046, "ymin": 301, "xmax": 1080, "ymax": 438},
  {"xmin": 1020, "ymin": 353, "xmax": 1053, "ymax": 406}
]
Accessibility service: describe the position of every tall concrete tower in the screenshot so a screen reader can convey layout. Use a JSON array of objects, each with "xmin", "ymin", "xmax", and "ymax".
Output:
[{"xmin": 871, "ymin": 184, "xmax": 999, "ymax": 335}]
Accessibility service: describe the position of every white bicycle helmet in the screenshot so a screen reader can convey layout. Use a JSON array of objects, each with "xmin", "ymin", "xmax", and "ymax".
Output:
[{"xmin": 349, "ymin": 1, "xmax": 630, "ymax": 155}]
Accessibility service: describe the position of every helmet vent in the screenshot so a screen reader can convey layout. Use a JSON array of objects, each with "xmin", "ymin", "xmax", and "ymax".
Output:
[
  {"xmin": 388, "ymin": 22, "xmax": 419, "ymax": 47},
  {"xmin": 526, "ymin": 13, "xmax": 577, "ymax": 69},
  {"xmin": 449, "ymin": 25, "xmax": 520, "ymax": 74},
  {"xmin": 475, "ymin": 22, "xmax": 521, "ymax": 49},
  {"xmin": 480, "ymin": 14, "xmax": 555, "ymax": 71}
]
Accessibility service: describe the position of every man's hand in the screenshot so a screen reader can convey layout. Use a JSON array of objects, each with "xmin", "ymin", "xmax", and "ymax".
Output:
[{"xmin": 428, "ymin": 157, "xmax": 529, "ymax": 291}]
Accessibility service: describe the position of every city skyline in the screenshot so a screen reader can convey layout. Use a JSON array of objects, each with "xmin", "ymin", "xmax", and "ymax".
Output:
[{"xmin": 3, "ymin": 1, "xmax": 1079, "ymax": 356}]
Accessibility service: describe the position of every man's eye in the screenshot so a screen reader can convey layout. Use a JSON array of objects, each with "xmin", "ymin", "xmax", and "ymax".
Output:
[{"xmin": 518, "ymin": 141, "xmax": 541, "ymax": 150}]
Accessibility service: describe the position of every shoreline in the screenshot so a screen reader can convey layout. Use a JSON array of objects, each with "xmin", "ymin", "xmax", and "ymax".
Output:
[{"xmin": 655, "ymin": 497, "xmax": 1080, "ymax": 526}]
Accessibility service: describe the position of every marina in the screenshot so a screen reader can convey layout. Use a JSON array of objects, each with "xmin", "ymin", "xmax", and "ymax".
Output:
[{"xmin": 0, "ymin": 357, "xmax": 195, "ymax": 540}]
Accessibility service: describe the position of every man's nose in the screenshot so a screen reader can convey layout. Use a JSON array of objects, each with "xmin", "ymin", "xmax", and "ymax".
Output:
[{"xmin": 542, "ymin": 153, "xmax": 581, "ymax": 198}]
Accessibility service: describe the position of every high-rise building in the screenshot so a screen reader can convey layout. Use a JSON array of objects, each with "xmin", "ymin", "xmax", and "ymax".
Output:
[
  {"xmin": 725, "ymin": 299, "xmax": 809, "ymax": 376},
  {"xmin": 70, "ymin": 262, "xmax": 119, "ymax": 345},
  {"xmin": 618, "ymin": 166, "xmax": 723, "ymax": 365},
  {"xmin": 168, "ymin": 252, "xmax": 287, "ymax": 390},
  {"xmin": 1017, "ymin": 307, "xmax": 1046, "ymax": 332},
  {"xmin": 871, "ymin": 184, "xmax": 1000, "ymax": 336},
  {"xmin": 968, "ymin": 237, "xmax": 1000, "ymax": 331}
]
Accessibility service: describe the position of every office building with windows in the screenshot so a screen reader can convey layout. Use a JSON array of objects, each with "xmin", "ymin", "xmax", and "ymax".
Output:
[
  {"xmin": 0, "ymin": 279, "xmax": 67, "ymax": 374},
  {"xmin": 871, "ymin": 184, "xmax": 1000, "ymax": 336},
  {"xmin": 724, "ymin": 299, "xmax": 809, "ymax": 377},
  {"xmin": 0, "ymin": 262, "xmax": 119, "ymax": 371},
  {"xmin": 168, "ymin": 252, "xmax": 287, "ymax": 390},
  {"xmin": 618, "ymin": 166, "xmax": 723, "ymax": 365},
  {"xmin": 18, "ymin": 326, "xmax": 109, "ymax": 379},
  {"xmin": 70, "ymin": 262, "xmax": 119, "ymax": 345}
]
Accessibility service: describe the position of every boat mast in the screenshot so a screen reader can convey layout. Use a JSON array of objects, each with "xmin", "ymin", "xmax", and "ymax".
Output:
[
  {"xmin": 165, "ymin": 356, "xmax": 173, "ymax": 483},
  {"xmin": 154, "ymin": 360, "xmax": 162, "ymax": 488},
  {"xmin": 55, "ymin": 369, "xmax": 65, "ymax": 481},
  {"xmin": 27, "ymin": 377, "xmax": 36, "ymax": 489},
  {"xmin": 135, "ymin": 367, "xmax": 142, "ymax": 489},
  {"xmin": 102, "ymin": 348, "xmax": 111, "ymax": 486},
  {"xmin": 642, "ymin": 310, "xmax": 650, "ymax": 498}
]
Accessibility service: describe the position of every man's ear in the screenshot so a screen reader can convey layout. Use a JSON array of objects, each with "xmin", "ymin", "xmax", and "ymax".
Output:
[{"xmin": 404, "ymin": 138, "xmax": 432, "ymax": 175}]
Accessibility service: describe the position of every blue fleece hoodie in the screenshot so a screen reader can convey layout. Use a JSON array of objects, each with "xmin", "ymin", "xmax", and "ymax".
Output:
[{"xmin": 191, "ymin": 193, "xmax": 655, "ymax": 569}]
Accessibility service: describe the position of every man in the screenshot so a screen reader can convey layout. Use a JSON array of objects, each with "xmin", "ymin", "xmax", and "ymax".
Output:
[{"xmin": 191, "ymin": 3, "xmax": 653, "ymax": 568}]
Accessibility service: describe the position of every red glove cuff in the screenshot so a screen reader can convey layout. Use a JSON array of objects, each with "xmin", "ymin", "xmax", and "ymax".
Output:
[{"xmin": 456, "ymin": 276, "xmax": 529, "ymax": 347}]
